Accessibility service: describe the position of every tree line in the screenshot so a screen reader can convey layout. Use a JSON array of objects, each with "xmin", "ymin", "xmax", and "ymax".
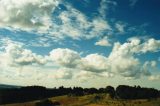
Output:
[{"xmin": 0, "ymin": 85, "xmax": 160, "ymax": 105}]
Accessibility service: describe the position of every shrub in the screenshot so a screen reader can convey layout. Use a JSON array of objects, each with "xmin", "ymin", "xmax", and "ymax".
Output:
[
  {"xmin": 52, "ymin": 101, "xmax": 61, "ymax": 106},
  {"xmin": 36, "ymin": 99, "xmax": 60, "ymax": 106}
]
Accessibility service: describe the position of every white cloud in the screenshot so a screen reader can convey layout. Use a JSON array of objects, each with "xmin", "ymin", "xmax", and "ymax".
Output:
[
  {"xmin": 99, "ymin": 72, "xmax": 114, "ymax": 78},
  {"xmin": 107, "ymin": 38, "xmax": 160, "ymax": 78},
  {"xmin": 55, "ymin": 5, "xmax": 111, "ymax": 40},
  {"xmin": 148, "ymin": 75, "xmax": 160, "ymax": 81},
  {"xmin": 0, "ymin": 0, "xmax": 112, "ymax": 40},
  {"xmin": 95, "ymin": 37, "xmax": 111, "ymax": 46},
  {"xmin": 0, "ymin": 39, "xmax": 47, "ymax": 67},
  {"xmin": 48, "ymin": 38, "xmax": 160, "ymax": 79},
  {"xmin": 108, "ymin": 42, "xmax": 141, "ymax": 78},
  {"xmin": 141, "ymin": 38, "xmax": 160, "ymax": 53},
  {"xmin": 75, "ymin": 70, "xmax": 114, "ymax": 82},
  {"xmin": 125, "ymin": 37, "xmax": 160, "ymax": 54},
  {"xmin": 0, "ymin": 0, "xmax": 59, "ymax": 31},
  {"xmin": 74, "ymin": 71, "xmax": 96, "ymax": 82},
  {"xmin": 81, "ymin": 54, "xmax": 109, "ymax": 73},
  {"xmin": 52, "ymin": 68, "xmax": 73, "ymax": 79},
  {"xmin": 1, "ymin": 38, "xmax": 160, "ymax": 81},
  {"xmin": 0, "ymin": 39, "xmax": 74, "ymax": 82},
  {"xmin": 50, "ymin": 49, "xmax": 110, "ymax": 73},
  {"xmin": 49, "ymin": 48, "xmax": 81, "ymax": 68}
]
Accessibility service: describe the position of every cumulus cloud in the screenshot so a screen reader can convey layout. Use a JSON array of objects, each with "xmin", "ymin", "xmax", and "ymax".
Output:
[
  {"xmin": 108, "ymin": 42, "xmax": 141, "ymax": 78},
  {"xmin": 108, "ymin": 37, "xmax": 160, "ymax": 78},
  {"xmin": 0, "ymin": 39, "xmax": 73, "ymax": 82},
  {"xmin": 50, "ymin": 48, "xmax": 81, "ymax": 68},
  {"xmin": 107, "ymin": 38, "xmax": 160, "ymax": 78},
  {"xmin": 1, "ymin": 38, "xmax": 160, "ymax": 81},
  {"xmin": 140, "ymin": 38, "xmax": 160, "ymax": 53},
  {"xmin": 49, "ymin": 49, "xmax": 110, "ymax": 73},
  {"xmin": 95, "ymin": 37, "xmax": 111, "ymax": 47},
  {"xmin": 48, "ymin": 38, "xmax": 160, "ymax": 79},
  {"xmin": 0, "ymin": 39, "xmax": 47, "ymax": 66},
  {"xmin": 123, "ymin": 37, "xmax": 160, "ymax": 54},
  {"xmin": 81, "ymin": 54, "xmax": 109, "ymax": 73}
]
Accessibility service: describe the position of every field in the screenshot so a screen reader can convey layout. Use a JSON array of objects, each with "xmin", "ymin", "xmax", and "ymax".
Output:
[{"xmin": 1, "ymin": 94, "xmax": 160, "ymax": 106}]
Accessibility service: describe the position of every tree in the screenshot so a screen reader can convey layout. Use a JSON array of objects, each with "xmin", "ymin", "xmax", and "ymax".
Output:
[{"xmin": 105, "ymin": 86, "xmax": 115, "ymax": 98}]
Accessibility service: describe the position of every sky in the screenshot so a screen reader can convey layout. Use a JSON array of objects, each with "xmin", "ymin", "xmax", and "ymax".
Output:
[{"xmin": 0, "ymin": 0, "xmax": 160, "ymax": 89}]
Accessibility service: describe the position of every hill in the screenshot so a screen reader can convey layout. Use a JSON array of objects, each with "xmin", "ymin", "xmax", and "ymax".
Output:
[
  {"xmin": 0, "ymin": 84, "xmax": 21, "ymax": 89},
  {"xmin": 0, "ymin": 85, "xmax": 160, "ymax": 105},
  {"xmin": 1, "ymin": 94, "xmax": 160, "ymax": 106}
]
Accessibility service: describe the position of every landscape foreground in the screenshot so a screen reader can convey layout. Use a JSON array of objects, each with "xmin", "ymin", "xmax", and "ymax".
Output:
[
  {"xmin": 0, "ymin": 85, "xmax": 160, "ymax": 106},
  {"xmin": 1, "ymin": 94, "xmax": 160, "ymax": 106}
]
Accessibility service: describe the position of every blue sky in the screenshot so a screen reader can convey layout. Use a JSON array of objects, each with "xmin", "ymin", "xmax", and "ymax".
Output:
[{"xmin": 0, "ymin": 0, "xmax": 160, "ymax": 89}]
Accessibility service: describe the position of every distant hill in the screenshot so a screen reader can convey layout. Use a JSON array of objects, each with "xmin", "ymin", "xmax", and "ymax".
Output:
[{"xmin": 0, "ymin": 84, "xmax": 21, "ymax": 89}]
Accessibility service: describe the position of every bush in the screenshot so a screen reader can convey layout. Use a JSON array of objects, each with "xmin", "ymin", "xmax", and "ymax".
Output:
[
  {"xmin": 91, "ymin": 95, "xmax": 103, "ymax": 103},
  {"xmin": 36, "ymin": 99, "xmax": 60, "ymax": 106},
  {"xmin": 52, "ymin": 101, "xmax": 61, "ymax": 106}
]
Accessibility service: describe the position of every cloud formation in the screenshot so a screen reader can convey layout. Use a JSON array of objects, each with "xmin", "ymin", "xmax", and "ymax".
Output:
[
  {"xmin": 0, "ymin": 38, "xmax": 160, "ymax": 81},
  {"xmin": 95, "ymin": 37, "xmax": 111, "ymax": 47},
  {"xmin": 126, "ymin": 37, "xmax": 160, "ymax": 54},
  {"xmin": 0, "ymin": 39, "xmax": 47, "ymax": 67},
  {"xmin": 148, "ymin": 75, "xmax": 160, "ymax": 81},
  {"xmin": 48, "ymin": 38, "xmax": 160, "ymax": 79},
  {"xmin": 81, "ymin": 54, "xmax": 109, "ymax": 73},
  {"xmin": 52, "ymin": 68, "xmax": 73, "ymax": 79},
  {"xmin": 50, "ymin": 48, "xmax": 81, "ymax": 68},
  {"xmin": 0, "ymin": 0, "xmax": 59, "ymax": 31},
  {"xmin": 74, "ymin": 71, "xmax": 96, "ymax": 82},
  {"xmin": 0, "ymin": 0, "xmax": 112, "ymax": 40},
  {"xmin": 108, "ymin": 42, "xmax": 141, "ymax": 78}
]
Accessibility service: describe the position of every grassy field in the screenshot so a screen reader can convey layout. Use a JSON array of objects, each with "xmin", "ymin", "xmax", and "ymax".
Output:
[{"xmin": 1, "ymin": 94, "xmax": 160, "ymax": 106}]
